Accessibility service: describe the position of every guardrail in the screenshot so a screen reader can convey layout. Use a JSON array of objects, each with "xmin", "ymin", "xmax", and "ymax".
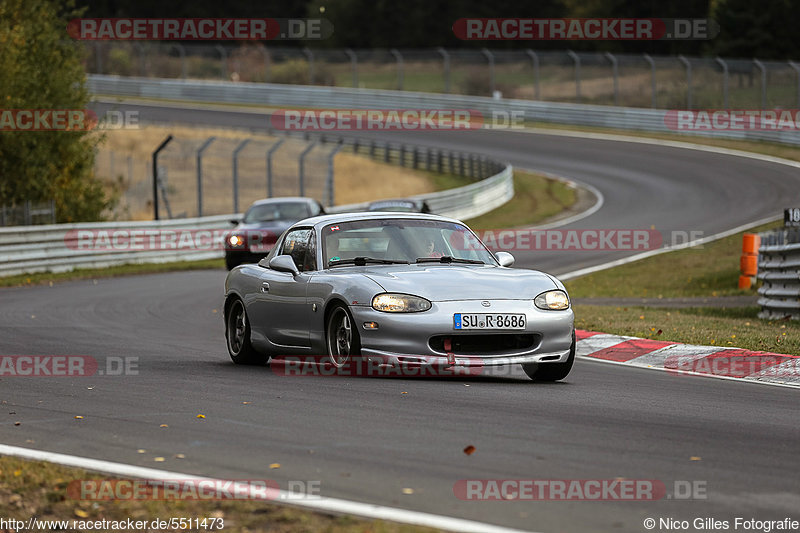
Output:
[
  {"xmin": 757, "ymin": 228, "xmax": 800, "ymax": 319},
  {"xmin": 90, "ymin": 75, "xmax": 800, "ymax": 146},
  {"xmin": 0, "ymin": 161, "xmax": 512, "ymax": 277}
]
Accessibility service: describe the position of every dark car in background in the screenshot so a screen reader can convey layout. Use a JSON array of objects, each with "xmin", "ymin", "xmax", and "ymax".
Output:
[
  {"xmin": 225, "ymin": 197, "xmax": 325, "ymax": 269},
  {"xmin": 366, "ymin": 198, "xmax": 431, "ymax": 213}
]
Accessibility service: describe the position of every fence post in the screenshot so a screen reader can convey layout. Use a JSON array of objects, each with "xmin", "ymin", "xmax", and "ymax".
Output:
[
  {"xmin": 136, "ymin": 43, "xmax": 146, "ymax": 77},
  {"xmin": 643, "ymin": 53, "xmax": 656, "ymax": 109},
  {"xmin": 326, "ymin": 141, "xmax": 343, "ymax": 207},
  {"xmin": 604, "ymin": 52, "xmax": 619, "ymax": 106},
  {"xmin": 196, "ymin": 137, "xmax": 216, "ymax": 217},
  {"xmin": 789, "ymin": 61, "xmax": 800, "ymax": 109},
  {"xmin": 437, "ymin": 47, "xmax": 451, "ymax": 93},
  {"xmin": 170, "ymin": 43, "xmax": 187, "ymax": 79},
  {"xmin": 482, "ymin": 48, "xmax": 495, "ymax": 95},
  {"xmin": 303, "ymin": 48, "xmax": 315, "ymax": 85},
  {"xmin": 525, "ymin": 49, "xmax": 540, "ymax": 100},
  {"xmin": 24, "ymin": 200, "xmax": 31, "ymax": 226},
  {"xmin": 344, "ymin": 48, "xmax": 358, "ymax": 88},
  {"xmin": 232, "ymin": 139, "xmax": 250, "ymax": 214},
  {"xmin": 95, "ymin": 42, "xmax": 103, "ymax": 74},
  {"xmin": 215, "ymin": 45, "xmax": 227, "ymax": 80},
  {"xmin": 390, "ymin": 48, "xmax": 404, "ymax": 90},
  {"xmin": 716, "ymin": 57, "xmax": 729, "ymax": 109},
  {"xmin": 298, "ymin": 140, "xmax": 318, "ymax": 196},
  {"xmin": 151, "ymin": 135, "xmax": 173, "ymax": 220},
  {"xmin": 567, "ymin": 50, "xmax": 581, "ymax": 102},
  {"xmin": 753, "ymin": 59, "xmax": 767, "ymax": 108},
  {"xmin": 437, "ymin": 149, "xmax": 443, "ymax": 174},
  {"xmin": 678, "ymin": 55, "xmax": 692, "ymax": 109},
  {"xmin": 266, "ymin": 139, "xmax": 285, "ymax": 198},
  {"xmin": 383, "ymin": 142, "xmax": 390, "ymax": 162},
  {"xmin": 260, "ymin": 45, "xmax": 271, "ymax": 82},
  {"xmin": 50, "ymin": 199, "xmax": 56, "ymax": 224},
  {"xmin": 412, "ymin": 146, "xmax": 419, "ymax": 169}
]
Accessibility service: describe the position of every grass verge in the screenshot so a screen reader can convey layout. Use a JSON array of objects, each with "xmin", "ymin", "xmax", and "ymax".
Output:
[
  {"xmin": 573, "ymin": 305, "xmax": 799, "ymax": 355},
  {"xmin": 426, "ymin": 169, "xmax": 577, "ymax": 229},
  {"xmin": 565, "ymin": 221, "xmax": 781, "ymax": 299},
  {"xmin": 462, "ymin": 170, "xmax": 576, "ymax": 230},
  {"xmin": 0, "ymin": 456, "xmax": 439, "ymax": 533}
]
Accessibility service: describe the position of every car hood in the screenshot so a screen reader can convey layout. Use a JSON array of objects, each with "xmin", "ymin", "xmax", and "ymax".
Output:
[{"xmin": 360, "ymin": 264, "xmax": 559, "ymax": 301}]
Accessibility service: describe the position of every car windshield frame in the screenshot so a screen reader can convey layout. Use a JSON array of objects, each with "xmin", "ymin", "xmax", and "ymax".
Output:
[{"xmin": 320, "ymin": 218, "xmax": 498, "ymax": 269}]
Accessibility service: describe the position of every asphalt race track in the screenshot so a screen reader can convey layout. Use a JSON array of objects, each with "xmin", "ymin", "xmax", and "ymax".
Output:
[{"xmin": 1, "ymin": 100, "xmax": 799, "ymax": 532}]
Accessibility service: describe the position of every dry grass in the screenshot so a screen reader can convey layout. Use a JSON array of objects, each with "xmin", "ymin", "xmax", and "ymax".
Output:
[
  {"xmin": 94, "ymin": 125, "xmax": 436, "ymax": 220},
  {"xmin": 0, "ymin": 456, "xmax": 440, "ymax": 533}
]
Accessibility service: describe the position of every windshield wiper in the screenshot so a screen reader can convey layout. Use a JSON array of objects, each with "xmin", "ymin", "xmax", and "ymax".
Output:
[
  {"xmin": 415, "ymin": 256, "xmax": 484, "ymax": 264},
  {"xmin": 329, "ymin": 256, "xmax": 409, "ymax": 267}
]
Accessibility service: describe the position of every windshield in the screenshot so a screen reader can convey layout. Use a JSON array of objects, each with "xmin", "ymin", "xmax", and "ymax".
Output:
[
  {"xmin": 243, "ymin": 202, "xmax": 310, "ymax": 223},
  {"xmin": 322, "ymin": 219, "xmax": 497, "ymax": 267}
]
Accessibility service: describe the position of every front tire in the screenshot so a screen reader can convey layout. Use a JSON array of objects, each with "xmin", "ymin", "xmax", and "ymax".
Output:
[
  {"xmin": 325, "ymin": 305, "xmax": 361, "ymax": 367},
  {"xmin": 226, "ymin": 299, "xmax": 266, "ymax": 365},
  {"xmin": 522, "ymin": 330, "xmax": 575, "ymax": 382}
]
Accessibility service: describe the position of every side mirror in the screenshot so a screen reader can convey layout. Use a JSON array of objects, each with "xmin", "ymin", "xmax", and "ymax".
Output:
[
  {"xmin": 495, "ymin": 251, "xmax": 515, "ymax": 267},
  {"xmin": 269, "ymin": 255, "xmax": 300, "ymax": 276},
  {"xmin": 230, "ymin": 219, "xmax": 240, "ymax": 225}
]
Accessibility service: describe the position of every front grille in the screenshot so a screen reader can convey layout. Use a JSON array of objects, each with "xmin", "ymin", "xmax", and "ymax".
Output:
[{"xmin": 429, "ymin": 334, "xmax": 540, "ymax": 356}]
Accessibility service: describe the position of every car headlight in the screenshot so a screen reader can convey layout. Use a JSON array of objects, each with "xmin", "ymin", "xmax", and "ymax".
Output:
[
  {"xmin": 534, "ymin": 290, "xmax": 570, "ymax": 310},
  {"xmin": 372, "ymin": 293, "xmax": 431, "ymax": 313},
  {"xmin": 228, "ymin": 234, "xmax": 246, "ymax": 248}
]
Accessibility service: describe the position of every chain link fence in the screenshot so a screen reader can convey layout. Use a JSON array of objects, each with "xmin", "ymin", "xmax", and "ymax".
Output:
[
  {"xmin": 84, "ymin": 43, "xmax": 800, "ymax": 109},
  {"xmin": 94, "ymin": 131, "xmax": 503, "ymax": 221}
]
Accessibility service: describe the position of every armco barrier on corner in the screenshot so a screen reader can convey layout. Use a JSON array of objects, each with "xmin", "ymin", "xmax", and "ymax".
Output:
[{"xmin": 757, "ymin": 227, "xmax": 800, "ymax": 319}]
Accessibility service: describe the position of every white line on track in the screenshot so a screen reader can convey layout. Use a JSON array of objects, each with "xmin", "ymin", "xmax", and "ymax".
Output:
[{"xmin": 0, "ymin": 444, "xmax": 534, "ymax": 533}]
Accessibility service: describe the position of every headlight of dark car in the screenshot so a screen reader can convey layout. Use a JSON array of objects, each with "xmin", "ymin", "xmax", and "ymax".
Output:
[
  {"xmin": 372, "ymin": 293, "xmax": 432, "ymax": 313},
  {"xmin": 534, "ymin": 290, "xmax": 570, "ymax": 310},
  {"xmin": 227, "ymin": 234, "xmax": 247, "ymax": 249}
]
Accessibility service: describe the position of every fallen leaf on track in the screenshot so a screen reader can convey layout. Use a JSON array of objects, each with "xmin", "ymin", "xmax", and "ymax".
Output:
[{"xmin": 463, "ymin": 445, "xmax": 476, "ymax": 456}]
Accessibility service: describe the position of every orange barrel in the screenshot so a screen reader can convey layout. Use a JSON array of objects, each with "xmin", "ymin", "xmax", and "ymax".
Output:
[
  {"xmin": 738, "ymin": 275, "xmax": 752, "ymax": 290},
  {"xmin": 740, "ymin": 254, "xmax": 758, "ymax": 276},
  {"xmin": 742, "ymin": 234, "xmax": 761, "ymax": 255}
]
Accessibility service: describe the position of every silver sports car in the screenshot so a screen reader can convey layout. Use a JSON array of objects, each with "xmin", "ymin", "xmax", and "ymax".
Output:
[{"xmin": 223, "ymin": 212, "xmax": 575, "ymax": 381}]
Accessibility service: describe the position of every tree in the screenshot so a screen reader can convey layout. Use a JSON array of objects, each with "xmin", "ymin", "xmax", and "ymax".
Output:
[
  {"xmin": 0, "ymin": 0, "xmax": 112, "ymax": 222},
  {"xmin": 712, "ymin": 0, "xmax": 798, "ymax": 59}
]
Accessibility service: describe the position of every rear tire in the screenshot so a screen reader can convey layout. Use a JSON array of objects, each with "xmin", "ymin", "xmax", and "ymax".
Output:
[
  {"xmin": 226, "ymin": 299, "xmax": 266, "ymax": 365},
  {"xmin": 522, "ymin": 330, "xmax": 575, "ymax": 382},
  {"xmin": 325, "ymin": 305, "xmax": 361, "ymax": 367}
]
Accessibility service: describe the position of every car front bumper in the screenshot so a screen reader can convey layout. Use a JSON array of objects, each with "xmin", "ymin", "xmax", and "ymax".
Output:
[{"xmin": 349, "ymin": 299, "xmax": 574, "ymax": 367}]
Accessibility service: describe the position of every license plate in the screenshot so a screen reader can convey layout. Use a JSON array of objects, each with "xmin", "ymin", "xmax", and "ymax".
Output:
[{"xmin": 454, "ymin": 313, "xmax": 526, "ymax": 330}]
